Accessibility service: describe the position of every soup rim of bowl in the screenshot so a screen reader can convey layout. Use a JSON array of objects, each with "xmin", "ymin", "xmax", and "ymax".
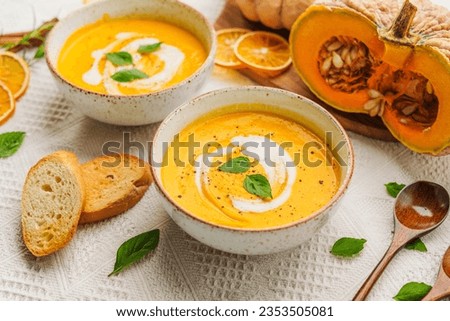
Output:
[
  {"xmin": 151, "ymin": 86, "xmax": 355, "ymax": 233},
  {"xmin": 44, "ymin": 0, "xmax": 217, "ymax": 99}
]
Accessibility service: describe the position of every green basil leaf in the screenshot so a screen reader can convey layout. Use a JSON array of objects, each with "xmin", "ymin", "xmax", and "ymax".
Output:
[
  {"xmin": 405, "ymin": 238, "xmax": 427, "ymax": 252},
  {"xmin": 106, "ymin": 51, "xmax": 133, "ymax": 66},
  {"xmin": 330, "ymin": 237, "xmax": 366, "ymax": 257},
  {"xmin": 138, "ymin": 42, "xmax": 162, "ymax": 54},
  {"xmin": 218, "ymin": 156, "xmax": 251, "ymax": 173},
  {"xmin": 393, "ymin": 282, "xmax": 432, "ymax": 301},
  {"xmin": 244, "ymin": 174, "xmax": 272, "ymax": 199},
  {"xmin": 109, "ymin": 229, "xmax": 160, "ymax": 277},
  {"xmin": 0, "ymin": 132, "xmax": 26, "ymax": 158},
  {"xmin": 34, "ymin": 44, "xmax": 45, "ymax": 59},
  {"xmin": 111, "ymin": 69, "xmax": 148, "ymax": 82},
  {"xmin": 385, "ymin": 182, "xmax": 406, "ymax": 198}
]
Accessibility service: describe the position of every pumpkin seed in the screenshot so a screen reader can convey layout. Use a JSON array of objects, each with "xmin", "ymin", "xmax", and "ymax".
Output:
[
  {"xmin": 327, "ymin": 41, "xmax": 343, "ymax": 52},
  {"xmin": 363, "ymin": 99, "xmax": 379, "ymax": 111},
  {"xmin": 376, "ymin": 99, "xmax": 386, "ymax": 117},
  {"xmin": 368, "ymin": 89, "xmax": 382, "ymax": 99},
  {"xmin": 426, "ymin": 81, "xmax": 434, "ymax": 95},
  {"xmin": 401, "ymin": 104, "xmax": 418, "ymax": 116},
  {"xmin": 345, "ymin": 53, "xmax": 353, "ymax": 66},
  {"xmin": 406, "ymin": 79, "xmax": 421, "ymax": 97},
  {"xmin": 351, "ymin": 58, "xmax": 366, "ymax": 70},
  {"xmin": 358, "ymin": 47, "xmax": 366, "ymax": 58},
  {"xmin": 322, "ymin": 57, "xmax": 332, "ymax": 73},
  {"xmin": 332, "ymin": 52, "xmax": 344, "ymax": 69},
  {"xmin": 368, "ymin": 105, "xmax": 379, "ymax": 117},
  {"xmin": 327, "ymin": 78, "xmax": 338, "ymax": 85},
  {"xmin": 340, "ymin": 47, "xmax": 350, "ymax": 60},
  {"xmin": 364, "ymin": 98, "xmax": 382, "ymax": 117},
  {"xmin": 412, "ymin": 113, "xmax": 431, "ymax": 124},
  {"xmin": 350, "ymin": 47, "xmax": 358, "ymax": 60}
]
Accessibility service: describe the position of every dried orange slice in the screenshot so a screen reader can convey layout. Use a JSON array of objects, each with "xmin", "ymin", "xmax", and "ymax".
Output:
[
  {"xmin": 215, "ymin": 28, "xmax": 250, "ymax": 69},
  {"xmin": 234, "ymin": 31, "xmax": 292, "ymax": 77},
  {"xmin": 0, "ymin": 81, "xmax": 15, "ymax": 125},
  {"xmin": 0, "ymin": 51, "xmax": 30, "ymax": 99}
]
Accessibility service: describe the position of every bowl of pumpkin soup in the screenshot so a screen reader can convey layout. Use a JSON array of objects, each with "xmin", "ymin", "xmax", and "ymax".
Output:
[
  {"xmin": 45, "ymin": 0, "xmax": 215, "ymax": 125},
  {"xmin": 151, "ymin": 86, "xmax": 354, "ymax": 255}
]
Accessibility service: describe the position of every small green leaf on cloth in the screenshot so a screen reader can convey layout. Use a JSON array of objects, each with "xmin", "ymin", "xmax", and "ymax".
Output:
[
  {"xmin": 393, "ymin": 282, "xmax": 432, "ymax": 301},
  {"xmin": 405, "ymin": 238, "xmax": 427, "ymax": 252},
  {"xmin": 109, "ymin": 229, "xmax": 160, "ymax": 277},
  {"xmin": 330, "ymin": 237, "xmax": 367, "ymax": 257},
  {"xmin": 385, "ymin": 182, "xmax": 406, "ymax": 198},
  {"xmin": 0, "ymin": 132, "xmax": 26, "ymax": 158}
]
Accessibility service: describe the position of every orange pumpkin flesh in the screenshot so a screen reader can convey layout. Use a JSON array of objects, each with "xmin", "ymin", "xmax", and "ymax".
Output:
[
  {"xmin": 290, "ymin": 0, "xmax": 450, "ymax": 155},
  {"xmin": 291, "ymin": 7, "xmax": 385, "ymax": 113}
]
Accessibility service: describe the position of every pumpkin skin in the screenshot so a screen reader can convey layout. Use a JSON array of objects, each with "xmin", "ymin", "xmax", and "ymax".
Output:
[
  {"xmin": 290, "ymin": 0, "xmax": 450, "ymax": 155},
  {"xmin": 236, "ymin": 0, "xmax": 315, "ymax": 30}
]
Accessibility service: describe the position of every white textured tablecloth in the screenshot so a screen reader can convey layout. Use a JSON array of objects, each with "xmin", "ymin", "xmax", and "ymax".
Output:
[{"xmin": 1, "ymin": 0, "xmax": 449, "ymax": 301}]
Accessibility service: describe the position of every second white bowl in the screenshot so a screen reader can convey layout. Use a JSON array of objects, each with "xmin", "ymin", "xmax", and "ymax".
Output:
[{"xmin": 45, "ymin": 0, "xmax": 216, "ymax": 126}]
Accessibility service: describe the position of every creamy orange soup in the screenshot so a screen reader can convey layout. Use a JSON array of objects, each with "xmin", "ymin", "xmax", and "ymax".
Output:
[
  {"xmin": 57, "ymin": 16, "xmax": 207, "ymax": 95},
  {"xmin": 161, "ymin": 104, "xmax": 341, "ymax": 229}
]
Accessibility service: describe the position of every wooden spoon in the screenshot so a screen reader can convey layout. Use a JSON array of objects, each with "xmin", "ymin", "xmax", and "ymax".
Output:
[
  {"xmin": 353, "ymin": 181, "xmax": 449, "ymax": 301},
  {"xmin": 422, "ymin": 247, "xmax": 450, "ymax": 301}
]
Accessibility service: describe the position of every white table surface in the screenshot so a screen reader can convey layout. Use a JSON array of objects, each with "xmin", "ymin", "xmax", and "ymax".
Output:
[{"xmin": 0, "ymin": 0, "xmax": 449, "ymax": 301}]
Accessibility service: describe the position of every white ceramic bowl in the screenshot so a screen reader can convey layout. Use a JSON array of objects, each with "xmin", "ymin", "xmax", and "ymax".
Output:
[
  {"xmin": 151, "ymin": 86, "xmax": 354, "ymax": 255},
  {"xmin": 45, "ymin": 0, "xmax": 216, "ymax": 126}
]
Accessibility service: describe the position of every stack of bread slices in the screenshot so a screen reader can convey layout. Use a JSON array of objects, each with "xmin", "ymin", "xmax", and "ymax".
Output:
[{"xmin": 21, "ymin": 151, "xmax": 152, "ymax": 256}]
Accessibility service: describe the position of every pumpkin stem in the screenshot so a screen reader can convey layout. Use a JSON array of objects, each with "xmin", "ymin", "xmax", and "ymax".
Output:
[{"xmin": 390, "ymin": 0, "xmax": 417, "ymax": 39}]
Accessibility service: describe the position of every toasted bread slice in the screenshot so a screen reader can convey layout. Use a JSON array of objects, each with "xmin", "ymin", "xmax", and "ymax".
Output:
[
  {"xmin": 21, "ymin": 151, "xmax": 85, "ymax": 257},
  {"xmin": 79, "ymin": 154, "xmax": 152, "ymax": 224}
]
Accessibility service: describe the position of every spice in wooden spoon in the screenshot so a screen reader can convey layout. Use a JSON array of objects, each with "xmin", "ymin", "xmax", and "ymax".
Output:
[{"xmin": 353, "ymin": 181, "xmax": 449, "ymax": 301}]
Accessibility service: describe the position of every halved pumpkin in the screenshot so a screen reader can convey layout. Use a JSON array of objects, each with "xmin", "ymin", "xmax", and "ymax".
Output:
[{"xmin": 290, "ymin": 0, "xmax": 450, "ymax": 155}]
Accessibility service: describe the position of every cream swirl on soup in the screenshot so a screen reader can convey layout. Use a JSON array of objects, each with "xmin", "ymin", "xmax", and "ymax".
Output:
[
  {"xmin": 82, "ymin": 33, "xmax": 185, "ymax": 95},
  {"xmin": 194, "ymin": 135, "xmax": 297, "ymax": 213}
]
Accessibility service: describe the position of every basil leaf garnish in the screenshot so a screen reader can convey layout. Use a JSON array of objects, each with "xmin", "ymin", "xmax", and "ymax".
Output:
[
  {"xmin": 106, "ymin": 51, "xmax": 133, "ymax": 66},
  {"xmin": 218, "ymin": 156, "xmax": 251, "ymax": 173},
  {"xmin": 243, "ymin": 174, "xmax": 272, "ymax": 199},
  {"xmin": 138, "ymin": 42, "xmax": 162, "ymax": 54},
  {"xmin": 111, "ymin": 69, "xmax": 148, "ymax": 82}
]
